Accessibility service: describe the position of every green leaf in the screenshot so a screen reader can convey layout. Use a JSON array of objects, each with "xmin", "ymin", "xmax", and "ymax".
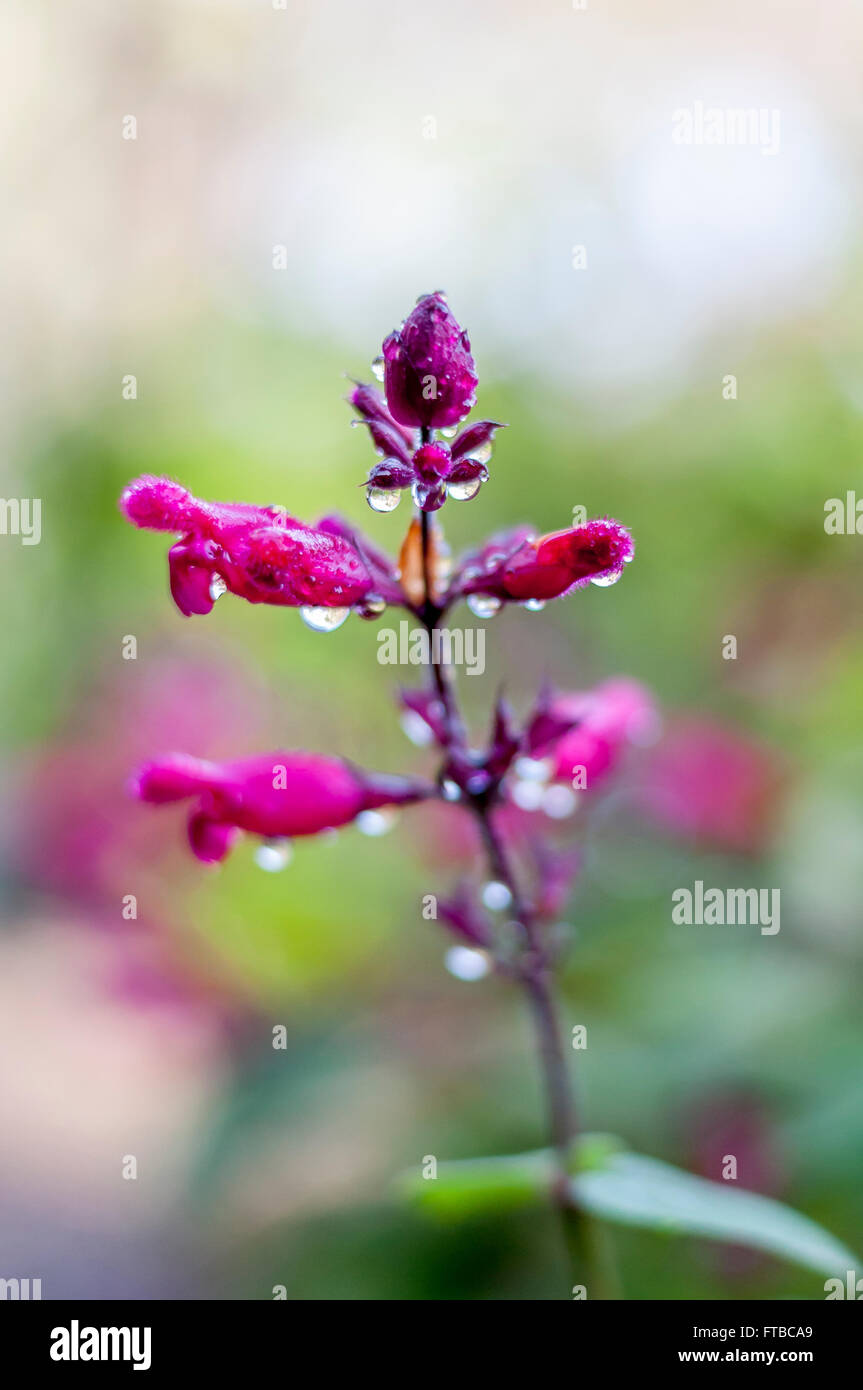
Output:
[
  {"xmin": 397, "ymin": 1133, "xmax": 628, "ymax": 1220},
  {"xmin": 398, "ymin": 1148, "xmax": 555, "ymax": 1221},
  {"xmin": 571, "ymin": 1152, "xmax": 858, "ymax": 1279},
  {"xmin": 399, "ymin": 1137, "xmax": 857, "ymax": 1279}
]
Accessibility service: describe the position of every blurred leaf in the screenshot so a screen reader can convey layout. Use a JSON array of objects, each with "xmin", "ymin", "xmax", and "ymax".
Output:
[
  {"xmin": 571, "ymin": 1152, "xmax": 858, "ymax": 1279},
  {"xmin": 398, "ymin": 1132, "xmax": 625, "ymax": 1220},
  {"xmin": 402, "ymin": 1138, "xmax": 857, "ymax": 1278},
  {"xmin": 399, "ymin": 1148, "xmax": 555, "ymax": 1220}
]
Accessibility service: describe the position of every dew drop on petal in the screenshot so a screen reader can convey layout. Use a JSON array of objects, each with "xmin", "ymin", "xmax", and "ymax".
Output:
[
  {"xmin": 511, "ymin": 778, "xmax": 546, "ymax": 811},
  {"xmin": 358, "ymin": 594, "xmax": 387, "ymax": 618},
  {"xmin": 366, "ymin": 486, "xmax": 401, "ymax": 513},
  {"xmin": 371, "ymin": 356, "xmax": 385, "ymax": 383},
  {"xmin": 209, "ymin": 574, "xmax": 227, "ymax": 602},
  {"xmin": 444, "ymin": 946, "xmax": 491, "ymax": 982},
  {"xmin": 254, "ymin": 838, "xmax": 293, "ymax": 872},
  {"xmin": 300, "ymin": 605, "xmax": 350, "ymax": 633},
  {"xmin": 542, "ymin": 784, "xmax": 579, "ymax": 819},
  {"xmin": 356, "ymin": 809, "xmax": 396, "ymax": 837},
  {"xmin": 481, "ymin": 880, "xmax": 513, "ymax": 911},
  {"xmin": 513, "ymin": 756, "xmax": 552, "ymax": 784},
  {"xmin": 590, "ymin": 570, "xmax": 622, "ymax": 588},
  {"xmin": 447, "ymin": 476, "xmax": 482, "ymax": 502},
  {"xmin": 524, "ymin": 598, "xmax": 545, "ymax": 612},
  {"xmin": 439, "ymin": 426, "xmax": 458, "ymax": 440},
  {"xmin": 441, "ymin": 779, "xmax": 462, "ymax": 802},
  {"xmin": 468, "ymin": 441, "xmax": 494, "ymax": 465},
  {"xmin": 400, "ymin": 710, "xmax": 434, "ymax": 747},
  {"xmin": 466, "ymin": 594, "xmax": 502, "ymax": 619}
]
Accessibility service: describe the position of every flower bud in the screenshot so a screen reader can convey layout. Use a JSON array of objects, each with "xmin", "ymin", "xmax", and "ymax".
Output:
[{"xmin": 382, "ymin": 293, "xmax": 477, "ymax": 429}]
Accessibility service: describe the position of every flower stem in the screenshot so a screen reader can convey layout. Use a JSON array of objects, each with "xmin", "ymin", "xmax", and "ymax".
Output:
[{"xmin": 416, "ymin": 509, "xmax": 621, "ymax": 1298}]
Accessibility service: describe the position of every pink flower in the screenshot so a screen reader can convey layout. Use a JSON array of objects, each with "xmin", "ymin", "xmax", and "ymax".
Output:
[
  {"xmin": 120, "ymin": 475, "xmax": 374, "ymax": 616},
  {"xmin": 452, "ymin": 520, "xmax": 634, "ymax": 604},
  {"xmin": 382, "ymin": 292, "xmax": 477, "ymax": 430},
  {"xmin": 639, "ymin": 719, "xmax": 786, "ymax": 855},
  {"xmin": 532, "ymin": 679, "xmax": 658, "ymax": 791},
  {"xmin": 350, "ymin": 381, "xmax": 503, "ymax": 513},
  {"xmin": 131, "ymin": 751, "xmax": 433, "ymax": 863}
]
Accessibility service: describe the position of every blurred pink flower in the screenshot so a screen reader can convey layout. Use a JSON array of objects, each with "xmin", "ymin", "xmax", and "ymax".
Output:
[
  {"xmin": 639, "ymin": 719, "xmax": 786, "ymax": 855},
  {"xmin": 132, "ymin": 751, "xmax": 433, "ymax": 862}
]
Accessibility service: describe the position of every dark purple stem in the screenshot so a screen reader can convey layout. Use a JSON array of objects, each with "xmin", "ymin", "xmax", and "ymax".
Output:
[{"xmin": 414, "ymin": 504, "xmax": 610, "ymax": 1290}]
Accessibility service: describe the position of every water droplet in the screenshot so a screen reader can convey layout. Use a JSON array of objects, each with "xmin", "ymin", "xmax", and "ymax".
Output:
[
  {"xmin": 400, "ymin": 710, "xmax": 434, "ymax": 747},
  {"xmin": 542, "ymin": 785, "xmax": 578, "ymax": 819},
  {"xmin": 468, "ymin": 441, "xmax": 494, "ymax": 465},
  {"xmin": 513, "ymin": 756, "xmax": 552, "ymax": 784},
  {"xmin": 590, "ymin": 570, "xmax": 622, "ymax": 588},
  {"xmin": 366, "ymin": 486, "xmax": 401, "ymax": 513},
  {"xmin": 300, "ymin": 606, "xmax": 350, "ymax": 633},
  {"xmin": 254, "ymin": 838, "xmax": 293, "ymax": 872},
  {"xmin": 371, "ymin": 356, "xmax": 385, "ymax": 382},
  {"xmin": 209, "ymin": 574, "xmax": 227, "ymax": 602},
  {"xmin": 481, "ymin": 881, "xmax": 512, "ymax": 911},
  {"xmin": 356, "ymin": 809, "xmax": 396, "ymax": 837},
  {"xmin": 439, "ymin": 426, "xmax": 458, "ymax": 439},
  {"xmin": 447, "ymin": 475, "xmax": 482, "ymax": 502},
  {"xmin": 524, "ymin": 598, "xmax": 545, "ymax": 612},
  {"xmin": 444, "ymin": 946, "xmax": 491, "ymax": 982},
  {"xmin": 466, "ymin": 594, "xmax": 502, "ymax": 619},
  {"xmin": 441, "ymin": 779, "xmax": 461, "ymax": 802},
  {"xmin": 358, "ymin": 595, "xmax": 387, "ymax": 618},
  {"xmin": 511, "ymin": 778, "xmax": 545, "ymax": 811}
]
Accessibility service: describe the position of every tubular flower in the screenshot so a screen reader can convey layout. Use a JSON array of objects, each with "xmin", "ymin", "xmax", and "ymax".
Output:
[
  {"xmin": 531, "ymin": 679, "xmax": 659, "ymax": 790},
  {"xmin": 450, "ymin": 519, "xmax": 634, "ymax": 605},
  {"xmin": 120, "ymin": 475, "xmax": 374, "ymax": 616},
  {"xmin": 131, "ymin": 751, "xmax": 433, "ymax": 863},
  {"xmin": 349, "ymin": 295, "xmax": 502, "ymax": 513},
  {"xmin": 383, "ymin": 291, "xmax": 478, "ymax": 430},
  {"xmin": 638, "ymin": 720, "xmax": 786, "ymax": 855}
]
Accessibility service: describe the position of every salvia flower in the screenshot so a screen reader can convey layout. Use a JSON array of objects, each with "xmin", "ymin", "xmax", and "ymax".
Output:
[
  {"xmin": 451, "ymin": 519, "xmax": 634, "ymax": 606},
  {"xmin": 532, "ymin": 679, "xmax": 659, "ymax": 790},
  {"xmin": 383, "ymin": 291, "xmax": 478, "ymax": 430},
  {"xmin": 120, "ymin": 475, "xmax": 375, "ymax": 616},
  {"xmin": 638, "ymin": 719, "xmax": 786, "ymax": 855},
  {"xmin": 350, "ymin": 295, "xmax": 503, "ymax": 513},
  {"xmin": 131, "ymin": 751, "xmax": 433, "ymax": 863}
]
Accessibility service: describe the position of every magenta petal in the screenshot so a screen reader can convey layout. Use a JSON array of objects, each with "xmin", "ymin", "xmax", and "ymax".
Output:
[
  {"xmin": 349, "ymin": 382, "xmax": 417, "ymax": 450},
  {"xmin": 450, "ymin": 421, "xmax": 505, "ymax": 463},
  {"xmin": 382, "ymin": 293, "xmax": 478, "ymax": 430},
  {"xmin": 168, "ymin": 538, "xmax": 218, "ymax": 616},
  {"xmin": 353, "ymin": 418, "xmax": 413, "ymax": 468},
  {"xmin": 131, "ymin": 754, "xmax": 218, "ymax": 803},
  {"xmin": 188, "ymin": 811, "xmax": 239, "ymax": 863},
  {"xmin": 446, "ymin": 458, "xmax": 488, "ymax": 486},
  {"xmin": 366, "ymin": 460, "xmax": 415, "ymax": 490},
  {"xmin": 120, "ymin": 475, "xmax": 202, "ymax": 532}
]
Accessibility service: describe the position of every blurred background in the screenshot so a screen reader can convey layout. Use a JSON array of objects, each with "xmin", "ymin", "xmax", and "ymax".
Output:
[{"xmin": 1, "ymin": 0, "xmax": 862, "ymax": 1299}]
